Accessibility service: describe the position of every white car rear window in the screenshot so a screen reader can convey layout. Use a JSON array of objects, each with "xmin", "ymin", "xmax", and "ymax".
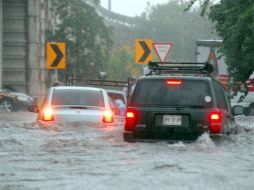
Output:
[{"xmin": 51, "ymin": 89, "xmax": 105, "ymax": 107}]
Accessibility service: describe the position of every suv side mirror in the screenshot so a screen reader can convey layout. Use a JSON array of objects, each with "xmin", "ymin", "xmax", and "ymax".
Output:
[{"xmin": 232, "ymin": 105, "xmax": 244, "ymax": 116}]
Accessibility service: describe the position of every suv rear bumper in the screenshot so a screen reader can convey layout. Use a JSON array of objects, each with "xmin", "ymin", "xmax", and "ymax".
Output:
[
  {"xmin": 123, "ymin": 130, "xmax": 203, "ymax": 143},
  {"xmin": 123, "ymin": 131, "xmax": 227, "ymax": 143}
]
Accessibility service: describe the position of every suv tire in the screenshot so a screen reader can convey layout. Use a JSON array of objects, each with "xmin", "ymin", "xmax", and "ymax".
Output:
[
  {"xmin": 123, "ymin": 132, "xmax": 135, "ymax": 143},
  {"xmin": 248, "ymin": 105, "xmax": 254, "ymax": 116}
]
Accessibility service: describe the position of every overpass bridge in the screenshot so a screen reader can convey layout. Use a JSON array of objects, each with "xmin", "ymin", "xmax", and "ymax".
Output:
[
  {"xmin": 0, "ymin": 0, "xmax": 49, "ymax": 99},
  {"xmin": 0, "ymin": 0, "xmax": 135, "ymax": 98},
  {"xmin": 88, "ymin": 0, "xmax": 136, "ymax": 26}
]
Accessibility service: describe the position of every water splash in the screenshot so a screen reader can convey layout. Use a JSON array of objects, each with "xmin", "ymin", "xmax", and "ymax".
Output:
[{"xmin": 195, "ymin": 133, "xmax": 215, "ymax": 149}]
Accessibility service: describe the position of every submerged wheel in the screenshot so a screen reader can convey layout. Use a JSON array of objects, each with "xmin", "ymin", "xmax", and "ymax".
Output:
[
  {"xmin": 0, "ymin": 98, "xmax": 14, "ymax": 112},
  {"xmin": 123, "ymin": 132, "xmax": 135, "ymax": 143},
  {"xmin": 248, "ymin": 105, "xmax": 254, "ymax": 116}
]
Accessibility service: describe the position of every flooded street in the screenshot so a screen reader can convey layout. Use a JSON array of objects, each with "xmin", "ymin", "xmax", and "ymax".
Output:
[{"xmin": 0, "ymin": 112, "xmax": 253, "ymax": 190}]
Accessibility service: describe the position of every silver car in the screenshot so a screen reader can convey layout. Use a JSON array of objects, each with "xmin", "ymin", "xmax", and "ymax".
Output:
[
  {"xmin": 33, "ymin": 86, "xmax": 123, "ymax": 126},
  {"xmin": 0, "ymin": 89, "xmax": 34, "ymax": 112}
]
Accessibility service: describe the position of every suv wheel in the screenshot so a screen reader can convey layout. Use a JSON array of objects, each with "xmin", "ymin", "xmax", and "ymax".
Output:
[
  {"xmin": 248, "ymin": 105, "xmax": 254, "ymax": 116},
  {"xmin": 123, "ymin": 132, "xmax": 135, "ymax": 143}
]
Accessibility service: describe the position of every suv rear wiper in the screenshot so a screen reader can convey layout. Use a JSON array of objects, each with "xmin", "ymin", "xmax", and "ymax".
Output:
[
  {"xmin": 182, "ymin": 105, "xmax": 205, "ymax": 108},
  {"xmin": 175, "ymin": 105, "xmax": 206, "ymax": 109}
]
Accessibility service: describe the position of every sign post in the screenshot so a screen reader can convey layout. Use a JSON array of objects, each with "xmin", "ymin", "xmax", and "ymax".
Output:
[
  {"xmin": 135, "ymin": 39, "xmax": 153, "ymax": 64},
  {"xmin": 153, "ymin": 42, "xmax": 173, "ymax": 63}
]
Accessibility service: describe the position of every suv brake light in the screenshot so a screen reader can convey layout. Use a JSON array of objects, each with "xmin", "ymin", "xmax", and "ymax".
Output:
[
  {"xmin": 103, "ymin": 110, "xmax": 113, "ymax": 123},
  {"xmin": 43, "ymin": 107, "xmax": 54, "ymax": 121},
  {"xmin": 165, "ymin": 79, "xmax": 182, "ymax": 86},
  {"xmin": 208, "ymin": 111, "xmax": 222, "ymax": 134},
  {"xmin": 125, "ymin": 108, "xmax": 138, "ymax": 131},
  {"xmin": 126, "ymin": 111, "xmax": 134, "ymax": 118}
]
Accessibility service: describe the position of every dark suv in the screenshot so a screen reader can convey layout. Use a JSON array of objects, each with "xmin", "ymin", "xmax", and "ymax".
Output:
[{"xmin": 123, "ymin": 62, "xmax": 244, "ymax": 142}]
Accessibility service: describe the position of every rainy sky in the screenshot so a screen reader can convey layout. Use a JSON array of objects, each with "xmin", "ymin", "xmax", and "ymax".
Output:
[{"xmin": 100, "ymin": 0, "xmax": 169, "ymax": 16}]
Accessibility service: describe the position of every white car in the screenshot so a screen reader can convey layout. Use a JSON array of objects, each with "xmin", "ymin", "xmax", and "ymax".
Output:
[
  {"xmin": 32, "ymin": 86, "xmax": 123, "ymax": 126},
  {"xmin": 105, "ymin": 89, "xmax": 127, "ymax": 117}
]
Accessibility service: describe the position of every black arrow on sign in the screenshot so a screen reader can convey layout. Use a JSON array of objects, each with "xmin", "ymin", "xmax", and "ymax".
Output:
[
  {"xmin": 50, "ymin": 44, "xmax": 64, "ymax": 67},
  {"xmin": 139, "ymin": 41, "xmax": 151, "ymax": 62}
]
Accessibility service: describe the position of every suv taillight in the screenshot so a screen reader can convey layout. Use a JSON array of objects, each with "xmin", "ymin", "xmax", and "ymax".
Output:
[
  {"xmin": 165, "ymin": 79, "xmax": 182, "ymax": 86},
  {"xmin": 42, "ymin": 107, "xmax": 54, "ymax": 121},
  {"xmin": 125, "ymin": 108, "xmax": 138, "ymax": 131},
  {"xmin": 208, "ymin": 110, "xmax": 222, "ymax": 134},
  {"xmin": 103, "ymin": 110, "xmax": 114, "ymax": 123}
]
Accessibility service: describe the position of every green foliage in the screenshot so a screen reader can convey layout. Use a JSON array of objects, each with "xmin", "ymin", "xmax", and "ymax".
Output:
[
  {"xmin": 47, "ymin": 0, "xmax": 112, "ymax": 79},
  {"xmin": 133, "ymin": 0, "xmax": 217, "ymax": 62},
  {"xmin": 184, "ymin": 0, "xmax": 210, "ymax": 16},
  {"xmin": 209, "ymin": 0, "xmax": 254, "ymax": 82},
  {"xmin": 105, "ymin": 0, "xmax": 216, "ymax": 80},
  {"xmin": 186, "ymin": 0, "xmax": 254, "ymax": 82},
  {"xmin": 105, "ymin": 43, "xmax": 142, "ymax": 80}
]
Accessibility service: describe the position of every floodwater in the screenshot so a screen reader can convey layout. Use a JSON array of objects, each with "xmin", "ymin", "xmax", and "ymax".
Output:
[{"xmin": 0, "ymin": 112, "xmax": 253, "ymax": 190}]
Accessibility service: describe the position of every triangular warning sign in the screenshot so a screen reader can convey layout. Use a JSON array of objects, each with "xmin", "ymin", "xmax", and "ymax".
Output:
[{"xmin": 153, "ymin": 42, "xmax": 173, "ymax": 63}]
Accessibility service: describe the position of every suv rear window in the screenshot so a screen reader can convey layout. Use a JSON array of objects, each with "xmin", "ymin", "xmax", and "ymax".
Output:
[
  {"xmin": 131, "ymin": 79, "xmax": 212, "ymax": 108},
  {"xmin": 51, "ymin": 89, "xmax": 105, "ymax": 107}
]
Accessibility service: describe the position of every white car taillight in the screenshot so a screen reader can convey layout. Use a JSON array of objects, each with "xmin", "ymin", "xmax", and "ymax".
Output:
[
  {"xmin": 43, "ymin": 107, "xmax": 54, "ymax": 121},
  {"xmin": 103, "ymin": 110, "xmax": 113, "ymax": 123}
]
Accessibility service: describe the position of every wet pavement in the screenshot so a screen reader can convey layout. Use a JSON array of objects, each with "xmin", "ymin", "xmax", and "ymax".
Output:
[{"xmin": 0, "ymin": 112, "xmax": 253, "ymax": 190}]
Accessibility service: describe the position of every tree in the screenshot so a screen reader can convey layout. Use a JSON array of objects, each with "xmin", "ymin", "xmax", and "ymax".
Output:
[
  {"xmin": 104, "ymin": 0, "xmax": 216, "ymax": 80},
  {"xmin": 47, "ymin": 0, "xmax": 112, "ymax": 79},
  {"xmin": 209, "ymin": 0, "xmax": 254, "ymax": 82},
  {"xmin": 186, "ymin": 0, "xmax": 254, "ymax": 82},
  {"xmin": 105, "ymin": 43, "xmax": 142, "ymax": 80},
  {"xmin": 133, "ymin": 0, "xmax": 217, "ymax": 62}
]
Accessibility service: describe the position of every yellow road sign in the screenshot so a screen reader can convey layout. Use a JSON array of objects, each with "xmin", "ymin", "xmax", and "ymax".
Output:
[
  {"xmin": 135, "ymin": 39, "xmax": 153, "ymax": 64},
  {"xmin": 47, "ymin": 42, "xmax": 66, "ymax": 69}
]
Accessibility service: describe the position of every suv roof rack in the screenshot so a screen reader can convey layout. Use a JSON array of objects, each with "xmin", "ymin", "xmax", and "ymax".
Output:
[{"xmin": 147, "ymin": 61, "xmax": 214, "ymax": 76}]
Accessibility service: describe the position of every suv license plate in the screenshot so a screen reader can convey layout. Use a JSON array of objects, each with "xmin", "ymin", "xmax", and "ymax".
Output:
[{"xmin": 163, "ymin": 115, "xmax": 182, "ymax": 126}]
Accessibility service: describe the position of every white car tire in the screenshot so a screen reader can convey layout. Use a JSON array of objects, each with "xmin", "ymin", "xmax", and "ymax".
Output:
[{"xmin": 0, "ymin": 98, "xmax": 14, "ymax": 112}]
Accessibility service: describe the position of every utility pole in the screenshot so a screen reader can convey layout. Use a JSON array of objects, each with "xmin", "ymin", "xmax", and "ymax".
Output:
[{"xmin": 108, "ymin": 0, "xmax": 111, "ymax": 12}]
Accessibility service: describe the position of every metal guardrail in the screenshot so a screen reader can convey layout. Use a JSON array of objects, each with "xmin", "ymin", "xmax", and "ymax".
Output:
[{"xmin": 65, "ymin": 75, "xmax": 135, "ymax": 99}]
